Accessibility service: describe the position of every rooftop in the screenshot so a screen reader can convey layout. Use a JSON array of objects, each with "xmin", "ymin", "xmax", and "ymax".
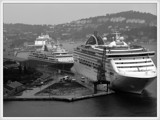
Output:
[{"xmin": 7, "ymin": 81, "xmax": 23, "ymax": 89}]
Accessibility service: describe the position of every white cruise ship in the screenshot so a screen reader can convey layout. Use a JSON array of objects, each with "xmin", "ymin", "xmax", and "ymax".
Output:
[
  {"xmin": 73, "ymin": 31, "xmax": 157, "ymax": 93},
  {"xmin": 28, "ymin": 44, "xmax": 74, "ymax": 69},
  {"xmin": 15, "ymin": 34, "xmax": 74, "ymax": 70}
]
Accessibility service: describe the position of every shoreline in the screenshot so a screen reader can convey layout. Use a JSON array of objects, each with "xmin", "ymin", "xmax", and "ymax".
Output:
[{"xmin": 4, "ymin": 91, "xmax": 113, "ymax": 102}]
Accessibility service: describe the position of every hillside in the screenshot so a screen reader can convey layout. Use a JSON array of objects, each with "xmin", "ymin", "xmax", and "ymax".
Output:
[
  {"xmin": 53, "ymin": 10, "xmax": 156, "ymax": 39},
  {"xmin": 3, "ymin": 10, "xmax": 157, "ymax": 48}
]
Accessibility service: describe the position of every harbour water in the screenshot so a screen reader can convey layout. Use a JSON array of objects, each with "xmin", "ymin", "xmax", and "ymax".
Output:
[{"xmin": 3, "ymin": 42, "xmax": 157, "ymax": 117}]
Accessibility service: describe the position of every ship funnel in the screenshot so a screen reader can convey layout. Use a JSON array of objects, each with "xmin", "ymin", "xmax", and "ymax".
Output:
[{"xmin": 42, "ymin": 45, "xmax": 48, "ymax": 51}]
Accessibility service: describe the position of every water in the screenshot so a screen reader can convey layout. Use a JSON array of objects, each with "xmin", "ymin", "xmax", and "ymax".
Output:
[
  {"xmin": 3, "ymin": 43, "xmax": 157, "ymax": 117},
  {"xmin": 3, "ymin": 92, "xmax": 157, "ymax": 117}
]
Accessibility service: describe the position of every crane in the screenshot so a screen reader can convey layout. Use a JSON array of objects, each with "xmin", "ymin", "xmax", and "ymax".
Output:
[{"xmin": 94, "ymin": 47, "xmax": 110, "ymax": 93}]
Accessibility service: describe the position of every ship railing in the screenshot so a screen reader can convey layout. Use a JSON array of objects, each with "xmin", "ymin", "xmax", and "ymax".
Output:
[{"xmin": 106, "ymin": 51, "xmax": 155, "ymax": 58}]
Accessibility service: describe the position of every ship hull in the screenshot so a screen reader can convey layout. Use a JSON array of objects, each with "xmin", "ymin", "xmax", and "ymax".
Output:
[
  {"xmin": 73, "ymin": 62, "xmax": 156, "ymax": 94},
  {"xmin": 27, "ymin": 58, "xmax": 73, "ymax": 70},
  {"xmin": 73, "ymin": 62, "xmax": 98, "ymax": 81},
  {"xmin": 110, "ymin": 74, "xmax": 156, "ymax": 94},
  {"xmin": 50, "ymin": 63, "xmax": 74, "ymax": 70}
]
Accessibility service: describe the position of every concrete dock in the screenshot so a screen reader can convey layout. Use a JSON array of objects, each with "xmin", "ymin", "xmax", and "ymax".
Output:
[
  {"xmin": 4, "ymin": 91, "xmax": 112, "ymax": 102},
  {"xmin": 4, "ymin": 78, "xmax": 113, "ymax": 102}
]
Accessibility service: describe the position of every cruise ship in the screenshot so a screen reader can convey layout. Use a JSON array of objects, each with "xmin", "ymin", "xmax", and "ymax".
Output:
[
  {"xmin": 15, "ymin": 34, "xmax": 74, "ymax": 70},
  {"xmin": 28, "ymin": 44, "xmax": 74, "ymax": 69},
  {"xmin": 73, "ymin": 31, "xmax": 157, "ymax": 93}
]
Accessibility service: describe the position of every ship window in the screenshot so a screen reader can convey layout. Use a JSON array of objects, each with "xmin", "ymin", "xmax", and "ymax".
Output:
[
  {"xmin": 86, "ymin": 36, "xmax": 96, "ymax": 45},
  {"xmin": 108, "ymin": 53, "xmax": 154, "ymax": 58},
  {"xmin": 115, "ymin": 61, "xmax": 152, "ymax": 64},
  {"xmin": 117, "ymin": 64, "xmax": 154, "ymax": 68}
]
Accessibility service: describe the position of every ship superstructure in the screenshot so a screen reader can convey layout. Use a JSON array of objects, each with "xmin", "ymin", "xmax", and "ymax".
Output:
[{"xmin": 73, "ymin": 31, "xmax": 157, "ymax": 93}]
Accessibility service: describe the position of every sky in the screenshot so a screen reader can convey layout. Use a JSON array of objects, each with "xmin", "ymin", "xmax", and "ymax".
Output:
[{"xmin": 3, "ymin": 3, "xmax": 157, "ymax": 25}]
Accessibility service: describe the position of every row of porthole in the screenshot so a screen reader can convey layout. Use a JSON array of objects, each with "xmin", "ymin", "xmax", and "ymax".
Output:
[
  {"xmin": 117, "ymin": 64, "xmax": 154, "ymax": 68},
  {"xmin": 79, "ymin": 58, "xmax": 111, "ymax": 71},
  {"xmin": 115, "ymin": 61, "xmax": 152, "ymax": 64},
  {"xmin": 79, "ymin": 58, "xmax": 98, "ymax": 68}
]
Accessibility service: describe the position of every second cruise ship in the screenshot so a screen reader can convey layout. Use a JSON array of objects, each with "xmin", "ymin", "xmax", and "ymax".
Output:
[{"xmin": 15, "ymin": 34, "xmax": 74, "ymax": 70}]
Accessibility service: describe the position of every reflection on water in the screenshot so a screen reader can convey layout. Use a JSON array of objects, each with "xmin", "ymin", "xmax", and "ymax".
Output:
[
  {"xmin": 91, "ymin": 91, "xmax": 156, "ymax": 117},
  {"xmin": 3, "ymin": 43, "xmax": 157, "ymax": 117}
]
